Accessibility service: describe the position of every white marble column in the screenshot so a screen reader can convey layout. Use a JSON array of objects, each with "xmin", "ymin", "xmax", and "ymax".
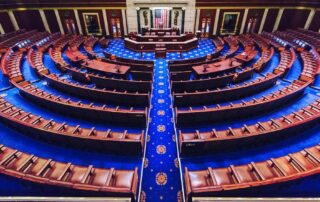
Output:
[
  {"xmin": 74, "ymin": 9, "xmax": 83, "ymax": 34},
  {"xmin": 212, "ymin": 9, "xmax": 220, "ymax": 35},
  {"xmin": 304, "ymin": 8, "xmax": 316, "ymax": 30},
  {"xmin": 102, "ymin": 9, "xmax": 110, "ymax": 36},
  {"xmin": 240, "ymin": 8, "xmax": 249, "ymax": 34},
  {"xmin": 39, "ymin": 9, "xmax": 51, "ymax": 33},
  {"xmin": 122, "ymin": 9, "xmax": 128, "ymax": 36},
  {"xmin": 273, "ymin": 8, "xmax": 284, "ymax": 31},
  {"xmin": 8, "ymin": 11, "xmax": 19, "ymax": 31},
  {"xmin": 0, "ymin": 24, "xmax": 5, "ymax": 34},
  {"xmin": 258, "ymin": 8, "xmax": 269, "ymax": 34},
  {"xmin": 194, "ymin": 9, "xmax": 200, "ymax": 33},
  {"xmin": 54, "ymin": 9, "xmax": 64, "ymax": 34}
]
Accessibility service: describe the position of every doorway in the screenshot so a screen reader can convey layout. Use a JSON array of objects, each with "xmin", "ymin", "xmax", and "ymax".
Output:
[
  {"xmin": 64, "ymin": 19, "xmax": 77, "ymax": 34},
  {"xmin": 110, "ymin": 17, "xmax": 122, "ymax": 38}
]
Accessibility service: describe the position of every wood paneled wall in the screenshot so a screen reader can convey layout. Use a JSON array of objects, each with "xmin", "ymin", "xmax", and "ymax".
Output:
[
  {"xmin": 309, "ymin": 10, "xmax": 320, "ymax": 32},
  {"xmin": 13, "ymin": 10, "xmax": 45, "ymax": 31},
  {"xmin": 44, "ymin": 10, "xmax": 60, "ymax": 33},
  {"xmin": 262, "ymin": 9, "xmax": 279, "ymax": 32},
  {"xmin": 278, "ymin": 9, "xmax": 310, "ymax": 31},
  {"xmin": 0, "ymin": 11, "xmax": 15, "ymax": 33}
]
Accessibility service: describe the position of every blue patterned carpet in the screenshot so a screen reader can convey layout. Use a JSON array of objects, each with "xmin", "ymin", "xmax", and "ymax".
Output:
[
  {"xmin": 104, "ymin": 39, "xmax": 215, "ymax": 202},
  {"xmin": 0, "ymin": 38, "xmax": 320, "ymax": 201}
]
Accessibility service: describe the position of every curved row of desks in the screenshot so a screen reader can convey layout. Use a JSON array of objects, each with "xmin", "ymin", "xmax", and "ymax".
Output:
[
  {"xmin": 43, "ymin": 74, "xmax": 150, "ymax": 107},
  {"xmin": 0, "ymin": 95, "xmax": 144, "ymax": 153},
  {"xmin": 185, "ymin": 144, "xmax": 320, "ymax": 202},
  {"xmin": 173, "ymin": 72, "xmax": 281, "ymax": 106},
  {"xmin": 0, "ymin": 144, "xmax": 138, "ymax": 200},
  {"xmin": 175, "ymin": 80, "xmax": 310, "ymax": 125},
  {"xmin": 179, "ymin": 99, "xmax": 320, "ymax": 154},
  {"xmin": 14, "ymin": 81, "xmax": 148, "ymax": 127}
]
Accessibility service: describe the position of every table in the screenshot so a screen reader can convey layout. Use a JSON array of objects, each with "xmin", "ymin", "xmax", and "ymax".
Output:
[
  {"xmin": 155, "ymin": 48, "xmax": 167, "ymax": 58},
  {"xmin": 192, "ymin": 59, "xmax": 242, "ymax": 77},
  {"xmin": 235, "ymin": 50, "xmax": 258, "ymax": 63},
  {"xmin": 81, "ymin": 60, "xmax": 130, "ymax": 77},
  {"xmin": 65, "ymin": 50, "xmax": 87, "ymax": 63},
  {"xmin": 124, "ymin": 37, "xmax": 198, "ymax": 52}
]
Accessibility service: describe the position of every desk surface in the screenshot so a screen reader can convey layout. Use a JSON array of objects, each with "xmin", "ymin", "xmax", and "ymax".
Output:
[
  {"xmin": 65, "ymin": 50, "xmax": 87, "ymax": 63},
  {"xmin": 125, "ymin": 37, "xmax": 198, "ymax": 45},
  {"xmin": 193, "ymin": 59, "xmax": 242, "ymax": 76},
  {"xmin": 82, "ymin": 60, "xmax": 130, "ymax": 75},
  {"xmin": 235, "ymin": 50, "xmax": 258, "ymax": 63}
]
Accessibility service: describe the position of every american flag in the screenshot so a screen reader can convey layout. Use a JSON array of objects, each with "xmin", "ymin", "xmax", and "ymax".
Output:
[{"xmin": 154, "ymin": 9, "xmax": 168, "ymax": 28}]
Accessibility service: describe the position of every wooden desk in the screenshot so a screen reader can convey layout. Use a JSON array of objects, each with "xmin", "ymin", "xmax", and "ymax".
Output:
[
  {"xmin": 81, "ymin": 60, "xmax": 130, "ymax": 77},
  {"xmin": 193, "ymin": 59, "xmax": 242, "ymax": 76},
  {"xmin": 124, "ymin": 37, "xmax": 198, "ymax": 52},
  {"xmin": 155, "ymin": 47, "xmax": 166, "ymax": 58},
  {"xmin": 65, "ymin": 50, "xmax": 87, "ymax": 63},
  {"xmin": 235, "ymin": 50, "xmax": 258, "ymax": 63}
]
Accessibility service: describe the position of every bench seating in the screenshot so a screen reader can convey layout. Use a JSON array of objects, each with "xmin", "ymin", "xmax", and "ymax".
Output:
[
  {"xmin": 0, "ymin": 30, "xmax": 26, "ymax": 45},
  {"xmin": 35, "ymin": 33, "xmax": 61, "ymax": 52},
  {"xmin": 171, "ymin": 66, "xmax": 254, "ymax": 93},
  {"xmin": 299, "ymin": 49, "xmax": 320, "ymax": 82},
  {"xmin": 272, "ymin": 31, "xmax": 320, "ymax": 82},
  {"xmin": 27, "ymin": 49, "xmax": 49, "ymax": 75},
  {"xmin": 98, "ymin": 37, "xmax": 110, "ymax": 48},
  {"xmin": 289, "ymin": 29, "xmax": 320, "ymax": 51},
  {"xmin": 168, "ymin": 37, "xmax": 224, "ymax": 72},
  {"xmin": 103, "ymin": 51, "xmax": 154, "ymax": 72},
  {"xmin": 170, "ymin": 71, "xmax": 192, "ymax": 81},
  {"xmin": 238, "ymin": 34, "xmax": 255, "ymax": 48},
  {"xmin": 83, "ymin": 36, "xmax": 98, "ymax": 59},
  {"xmin": 168, "ymin": 56, "xmax": 209, "ymax": 72},
  {"xmin": 49, "ymin": 47, "xmax": 70, "ymax": 69},
  {"xmin": 88, "ymin": 73, "xmax": 152, "ymax": 93},
  {"xmin": 185, "ymin": 144, "xmax": 320, "ymax": 201},
  {"xmin": 273, "ymin": 48, "xmax": 296, "ymax": 75},
  {"xmin": 0, "ymin": 144, "xmax": 138, "ymax": 200},
  {"xmin": 212, "ymin": 36, "xmax": 225, "ymax": 50},
  {"xmin": 171, "ymin": 72, "xmax": 234, "ymax": 92},
  {"xmin": 14, "ymin": 81, "xmax": 147, "ymax": 126},
  {"xmin": 261, "ymin": 32, "xmax": 287, "ymax": 50},
  {"xmin": 223, "ymin": 36, "xmax": 240, "ymax": 59},
  {"xmin": 0, "ymin": 48, "xmax": 24, "ymax": 82},
  {"xmin": 173, "ymin": 73, "xmax": 281, "ymax": 106},
  {"xmin": 22, "ymin": 32, "xmax": 51, "ymax": 51},
  {"xmin": 253, "ymin": 46, "xmax": 274, "ymax": 72},
  {"xmin": 60, "ymin": 60, "xmax": 151, "ymax": 93},
  {"xmin": 0, "ymin": 30, "xmax": 37, "ymax": 53},
  {"xmin": 68, "ymin": 35, "xmax": 86, "ymax": 49},
  {"xmin": 43, "ymin": 74, "xmax": 150, "ymax": 107},
  {"xmin": 0, "ymin": 96, "xmax": 144, "ymax": 153},
  {"xmin": 179, "ymin": 99, "xmax": 320, "ymax": 154},
  {"xmin": 65, "ymin": 48, "xmax": 88, "ymax": 63},
  {"xmin": 131, "ymin": 70, "xmax": 153, "ymax": 81},
  {"xmin": 176, "ymin": 80, "xmax": 310, "ymax": 125},
  {"xmin": 53, "ymin": 34, "xmax": 75, "ymax": 50}
]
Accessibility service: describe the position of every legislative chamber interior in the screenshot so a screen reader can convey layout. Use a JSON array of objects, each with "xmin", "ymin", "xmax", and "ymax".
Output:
[{"xmin": 0, "ymin": 0, "xmax": 319, "ymax": 202}]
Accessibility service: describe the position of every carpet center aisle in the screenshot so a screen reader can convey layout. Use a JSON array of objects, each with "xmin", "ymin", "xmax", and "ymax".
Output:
[{"xmin": 140, "ymin": 59, "xmax": 183, "ymax": 202}]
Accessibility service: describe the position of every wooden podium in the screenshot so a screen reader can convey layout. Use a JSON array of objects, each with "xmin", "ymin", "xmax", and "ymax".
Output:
[{"xmin": 155, "ymin": 44, "xmax": 166, "ymax": 58}]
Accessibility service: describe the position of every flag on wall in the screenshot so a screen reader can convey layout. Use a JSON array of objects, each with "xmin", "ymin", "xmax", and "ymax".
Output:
[{"xmin": 154, "ymin": 9, "xmax": 168, "ymax": 28}]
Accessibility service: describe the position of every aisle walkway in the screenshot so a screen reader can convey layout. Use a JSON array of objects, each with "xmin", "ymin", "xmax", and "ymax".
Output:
[
  {"xmin": 140, "ymin": 59, "xmax": 183, "ymax": 202},
  {"xmin": 103, "ymin": 38, "xmax": 216, "ymax": 202}
]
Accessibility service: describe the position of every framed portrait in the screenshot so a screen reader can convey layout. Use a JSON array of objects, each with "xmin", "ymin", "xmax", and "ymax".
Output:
[
  {"xmin": 82, "ymin": 13, "xmax": 102, "ymax": 35},
  {"xmin": 221, "ymin": 12, "xmax": 240, "ymax": 35}
]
